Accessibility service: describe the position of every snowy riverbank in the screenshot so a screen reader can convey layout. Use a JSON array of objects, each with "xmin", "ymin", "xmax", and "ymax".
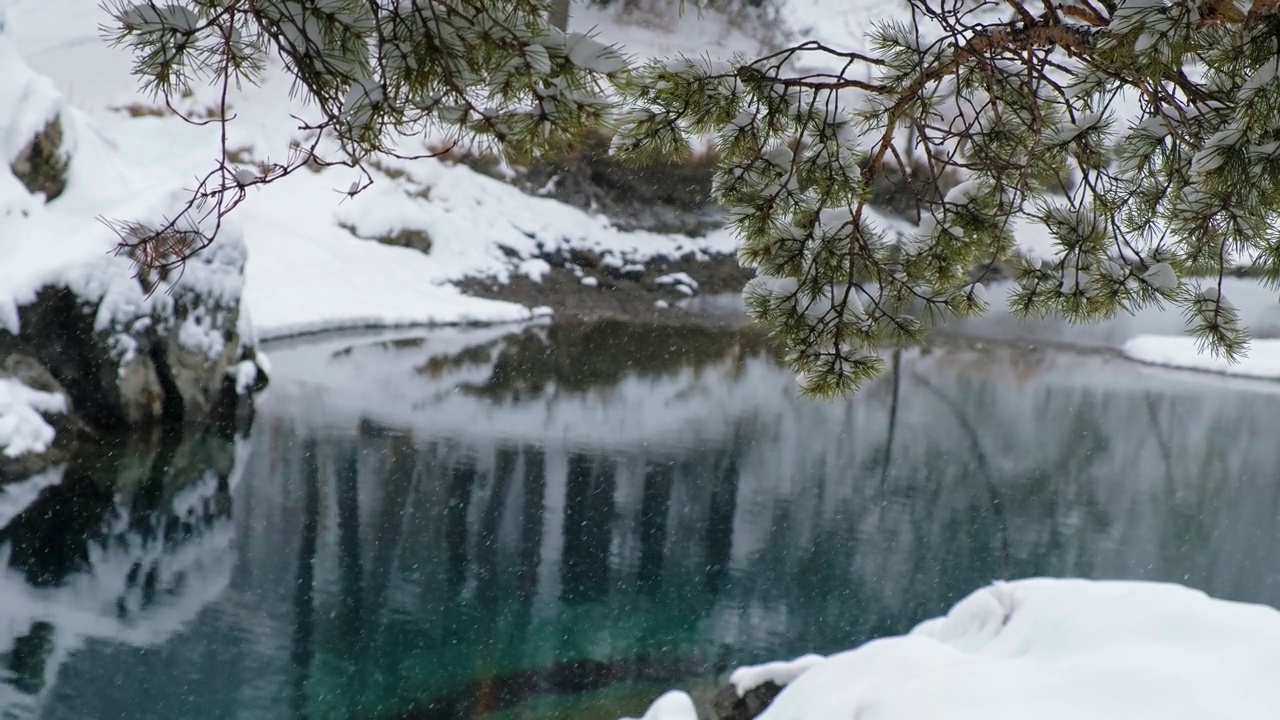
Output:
[{"xmin": 6, "ymin": 0, "xmax": 1275, "ymax": 381}]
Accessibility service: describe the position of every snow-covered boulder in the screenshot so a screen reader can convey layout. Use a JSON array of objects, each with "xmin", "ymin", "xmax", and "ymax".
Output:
[
  {"xmin": 738, "ymin": 578, "xmax": 1280, "ymax": 720},
  {"xmin": 713, "ymin": 654, "xmax": 825, "ymax": 720},
  {"xmin": 0, "ymin": 23, "xmax": 264, "ymax": 465}
]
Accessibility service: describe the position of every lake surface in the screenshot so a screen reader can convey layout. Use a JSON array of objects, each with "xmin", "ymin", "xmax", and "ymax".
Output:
[{"xmin": 3, "ymin": 319, "xmax": 1280, "ymax": 719}]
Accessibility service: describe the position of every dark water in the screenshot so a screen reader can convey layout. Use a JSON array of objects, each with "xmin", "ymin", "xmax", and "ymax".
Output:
[{"xmin": 3, "ymin": 320, "xmax": 1280, "ymax": 719}]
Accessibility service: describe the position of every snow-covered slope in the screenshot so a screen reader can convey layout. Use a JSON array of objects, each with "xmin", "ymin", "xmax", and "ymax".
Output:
[
  {"xmin": 3, "ymin": 1, "xmax": 768, "ymax": 340},
  {"xmin": 0, "ymin": 16, "xmax": 217, "ymax": 332}
]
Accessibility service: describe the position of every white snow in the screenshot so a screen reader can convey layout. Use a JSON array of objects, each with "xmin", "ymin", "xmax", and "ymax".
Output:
[
  {"xmin": 620, "ymin": 690, "xmax": 699, "ymax": 720},
  {"xmin": 1143, "ymin": 261, "xmax": 1178, "ymax": 290},
  {"xmin": 753, "ymin": 578, "xmax": 1280, "ymax": 720},
  {"xmin": 654, "ymin": 272, "xmax": 699, "ymax": 292},
  {"xmin": 0, "ymin": 378, "xmax": 66, "ymax": 458},
  {"xmin": 730, "ymin": 654, "xmax": 827, "ymax": 694},
  {"xmin": 519, "ymin": 257, "xmax": 554, "ymax": 282},
  {"xmin": 230, "ymin": 359, "xmax": 259, "ymax": 395},
  {"xmin": 1124, "ymin": 335, "xmax": 1280, "ymax": 379}
]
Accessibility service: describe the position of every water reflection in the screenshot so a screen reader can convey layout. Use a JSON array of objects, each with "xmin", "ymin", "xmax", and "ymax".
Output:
[
  {"xmin": 0, "ymin": 432, "xmax": 242, "ymax": 719},
  {"xmin": 3, "ymin": 322, "xmax": 1280, "ymax": 719}
]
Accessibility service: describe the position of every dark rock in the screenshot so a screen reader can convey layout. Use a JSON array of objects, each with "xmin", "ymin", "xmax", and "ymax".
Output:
[
  {"xmin": 0, "ymin": 354, "xmax": 66, "ymax": 396},
  {"xmin": 376, "ymin": 228, "xmax": 432, "ymax": 253},
  {"xmin": 569, "ymin": 248, "xmax": 603, "ymax": 269},
  {"xmin": 10, "ymin": 116, "xmax": 69, "ymax": 201},
  {"xmin": 210, "ymin": 345, "xmax": 270, "ymax": 438},
  {"xmin": 0, "ymin": 257, "xmax": 261, "ymax": 474},
  {"xmin": 8, "ymin": 281, "xmax": 252, "ymax": 435},
  {"xmin": 343, "ymin": 224, "xmax": 433, "ymax": 254},
  {"xmin": 154, "ymin": 286, "xmax": 244, "ymax": 426},
  {"xmin": 712, "ymin": 681, "xmax": 785, "ymax": 720}
]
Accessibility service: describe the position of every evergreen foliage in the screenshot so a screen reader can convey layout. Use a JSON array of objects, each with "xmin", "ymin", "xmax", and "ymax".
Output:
[{"xmin": 103, "ymin": 0, "xmax": 1280, "ymax": 395}]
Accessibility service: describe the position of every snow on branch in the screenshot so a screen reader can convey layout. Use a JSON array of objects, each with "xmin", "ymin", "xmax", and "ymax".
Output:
[{"xmin": 99, "ymin": 0, "xmax": 1280, "ymax": 393}]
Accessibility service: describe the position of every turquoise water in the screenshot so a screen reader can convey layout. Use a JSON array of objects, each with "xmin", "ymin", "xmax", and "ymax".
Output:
[{"xmin": 4, "ymin": 322, "xmax": 1280, "ymax": 719}]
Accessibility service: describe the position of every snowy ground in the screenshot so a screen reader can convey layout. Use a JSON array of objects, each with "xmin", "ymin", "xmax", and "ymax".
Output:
[
  {"xmin": 635, "ymin": 579, "xmax": 1280, "ymax": 720},
  {"xmin": 4, "ymin": 0, "xmax": 770, "ymax": 341},
  {"xmin": 1124, "ymin": 336, "xmax": 1280, "ymax": 380},
  {"xmin": 0, "ymin": 0, "xmax": 1027, "ymax": 342}
]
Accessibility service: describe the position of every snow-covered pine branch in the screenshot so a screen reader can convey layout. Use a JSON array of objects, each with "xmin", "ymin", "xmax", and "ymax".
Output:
[{"xmin": 103, "ymin": 0, "xmax": 1280, "ymax": 395}]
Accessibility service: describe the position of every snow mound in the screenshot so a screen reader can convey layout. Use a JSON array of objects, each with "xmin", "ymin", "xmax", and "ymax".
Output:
[
  {"xmin": 758, "ymin": 578, "xmax": 1280, "ymax": 719},
  {"xmin": 1124, "ymin": 335, "xmax": 1280, "ymax": 380},
  {"xmin": 0, "ymin": 378, "xmax": 66, "ymax": 458},
  {"xmin": 621, "ymin": 690, "xmax": 699, "ymax": 720}
]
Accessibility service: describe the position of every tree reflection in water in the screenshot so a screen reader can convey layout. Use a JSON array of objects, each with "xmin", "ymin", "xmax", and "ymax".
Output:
[
  {"xmin": 0, "ymin": 431, "xmax": 242, "ymax": 718},
  {"xmin": 3, "ymin": 324, "xmax": 1280, "ymax": 720}
]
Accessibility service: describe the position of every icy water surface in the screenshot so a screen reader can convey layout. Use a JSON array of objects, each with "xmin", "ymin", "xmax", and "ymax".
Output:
[{"xmin": 4, "ymin": 320, "xmax": 1280, "ymax": 719}]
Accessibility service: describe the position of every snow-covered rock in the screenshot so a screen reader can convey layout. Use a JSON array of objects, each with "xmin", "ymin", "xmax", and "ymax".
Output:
[
  {"xmin": 741, "ymin": 578, "xmax": 1280, "ymax": 719},
  {"xmin": 731, "ymin": 654, "xmax": 826, "ymax": 695},
  {"xmin": 712, "ymin": 654, "xmax": 827, "ymax": 720},
  {"xmin": 0, "ymin": 25, "xmax": 264, "ymax": 462}
]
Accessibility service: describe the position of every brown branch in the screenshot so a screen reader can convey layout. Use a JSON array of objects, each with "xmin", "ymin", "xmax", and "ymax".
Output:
[{"xmin": 1059, "ymin": 2, "xmax": 1108, "ymax": 26}]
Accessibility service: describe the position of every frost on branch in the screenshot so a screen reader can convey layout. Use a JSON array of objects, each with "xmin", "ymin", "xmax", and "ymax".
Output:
[{"xmin": 105, "ymin": 0, "xmax": 1280, "ymax": 394}]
